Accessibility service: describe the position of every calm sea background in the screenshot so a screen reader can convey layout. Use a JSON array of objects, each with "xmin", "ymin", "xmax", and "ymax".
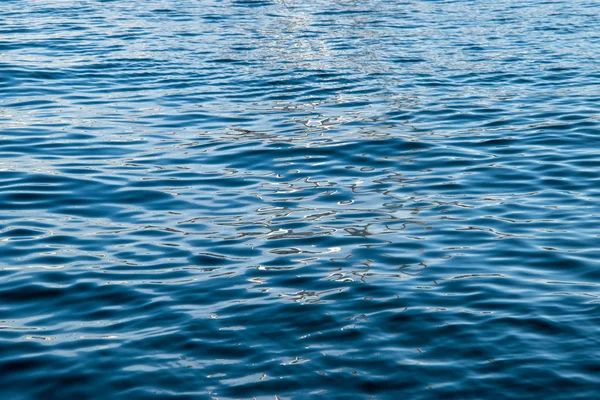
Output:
[{"xmin": 1, "ymin": 0, "xmax": 599, "ymax": 399}]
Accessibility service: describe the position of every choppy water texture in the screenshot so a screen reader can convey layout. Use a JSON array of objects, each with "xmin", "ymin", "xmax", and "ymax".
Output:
[{"xmin": 1, "ymin": 0, "xmax": 599, "ymax": 398}]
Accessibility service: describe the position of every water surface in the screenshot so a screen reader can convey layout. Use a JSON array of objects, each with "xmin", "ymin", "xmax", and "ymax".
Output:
[{"xmin": 1, "ymin": 0, "xmax": 599, "ymax": 399}]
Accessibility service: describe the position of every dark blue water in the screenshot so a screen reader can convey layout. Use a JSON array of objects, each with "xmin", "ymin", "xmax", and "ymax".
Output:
[{"xmin": 1, "ymin": 0, "xmax": 599, "ymax": 398}]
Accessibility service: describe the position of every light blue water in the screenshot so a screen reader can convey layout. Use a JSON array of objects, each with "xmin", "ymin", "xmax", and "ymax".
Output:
[{"xmin": 1, "ymin": 0, "xmax": 599, "ymax": 399}]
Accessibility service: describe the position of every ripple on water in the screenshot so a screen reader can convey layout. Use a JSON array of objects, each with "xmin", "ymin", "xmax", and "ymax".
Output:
[{"xmin": 1, "ymin": 0, "xmax": 599, "ymax": 399}]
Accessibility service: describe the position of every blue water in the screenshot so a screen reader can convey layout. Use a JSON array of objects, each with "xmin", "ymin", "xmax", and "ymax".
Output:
[{"xmin": 1, "ymin": 0, "xmax": 599, "ymax": 398}]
